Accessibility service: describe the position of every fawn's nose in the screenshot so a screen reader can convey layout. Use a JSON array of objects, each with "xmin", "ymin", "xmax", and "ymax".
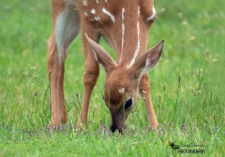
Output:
[{"xmin": 110, "ymin": 124, "xmax": 123, "ymax": 134}]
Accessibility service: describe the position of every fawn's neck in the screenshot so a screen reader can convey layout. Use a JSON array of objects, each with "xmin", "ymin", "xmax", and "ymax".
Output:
[{"xmin": 99, "ymin": 1, "xmax": 149, "ymax": 66}]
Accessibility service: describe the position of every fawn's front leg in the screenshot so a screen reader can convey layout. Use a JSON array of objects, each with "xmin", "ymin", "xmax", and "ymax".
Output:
[
  {"xmin": 77, "ymin": 31, "xmax": 100, "ymax": 128},
  {"xmin": 139, "ymin": 74, "xmax": 158, "ymax": 129}
]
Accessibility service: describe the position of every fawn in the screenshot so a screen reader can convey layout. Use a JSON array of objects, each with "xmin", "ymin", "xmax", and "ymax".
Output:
[{"xmin": 48, "ymin": 0, "xmax": 164, "ymax": 133}]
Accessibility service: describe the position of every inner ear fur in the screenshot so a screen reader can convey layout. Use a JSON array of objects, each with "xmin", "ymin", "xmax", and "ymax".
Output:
[{"xmin": 131, "ymin": 40, "xmax": 164, "ymax": 77}]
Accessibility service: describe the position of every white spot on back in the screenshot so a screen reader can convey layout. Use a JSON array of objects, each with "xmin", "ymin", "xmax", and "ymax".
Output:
[
  {"xmin": 84, "ymin": 12, "xmax": 88, "ymax": 16},
  {"xmin": 91, "ymin": 9, "xmax": 96, "ymax": 14},
  {"xmin": 146, "ymin": 6, "xmax": 156, "ymax": 21},
  {"xmin": 82, "ymin": 0, "xmax": 88, "ymax": 6},
  {"xmin": 102, "ymin": 8, "xmax": 115, "ymax": 23},
  {"xmin": 129, "ymin": 6, "xmax": 141, "ymax": 66},
  {"xmin": 94, "ymin": 16, "xmax": 100, "ymax": 21},
  {"xmin": 96, "ymin": 0, "xmax": 99, "ymax": 4}
]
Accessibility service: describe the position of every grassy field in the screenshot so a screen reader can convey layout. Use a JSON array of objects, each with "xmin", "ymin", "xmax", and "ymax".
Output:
[{"xmin": 0, "ymin": 0, "xmax": 224, "ymax": 156}]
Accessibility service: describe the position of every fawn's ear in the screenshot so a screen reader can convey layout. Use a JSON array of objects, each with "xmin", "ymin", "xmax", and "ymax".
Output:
[
  {"xmin": 85, "ymin": 34, "xmax": 116, "ymax": 74},
  {"xmin": 132, "ymin": 40, "xmax": 164, "ymax": 77}
]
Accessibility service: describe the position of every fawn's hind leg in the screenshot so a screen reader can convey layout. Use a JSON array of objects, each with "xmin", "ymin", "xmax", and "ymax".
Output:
[{"xmin": 48, "ymin": 0, "xmax": 79, "ymax": 128}]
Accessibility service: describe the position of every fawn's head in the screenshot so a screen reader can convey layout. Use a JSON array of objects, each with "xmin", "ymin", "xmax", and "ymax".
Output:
[{"xmin": 85, "ymin": 34, "xmax": 163, "ymax": 133}]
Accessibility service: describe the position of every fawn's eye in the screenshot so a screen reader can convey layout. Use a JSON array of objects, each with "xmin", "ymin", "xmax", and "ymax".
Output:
[{"xmin": 124, "ymin": 99, "xmax": 132, "ymax": 110}]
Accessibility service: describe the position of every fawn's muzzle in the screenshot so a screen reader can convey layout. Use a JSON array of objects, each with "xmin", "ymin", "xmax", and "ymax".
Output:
[{"xmin": 110, "ymin": 123, "xmax": 123, "ymax": 133}]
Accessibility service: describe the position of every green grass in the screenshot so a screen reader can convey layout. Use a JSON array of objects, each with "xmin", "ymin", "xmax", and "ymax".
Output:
[{"xmin": 0, "ymin": 0, "xmax": 224, "ymax": 156}]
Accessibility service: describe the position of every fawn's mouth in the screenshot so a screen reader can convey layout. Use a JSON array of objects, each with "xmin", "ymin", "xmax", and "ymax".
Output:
[
  {"xmin": 110, "ymin": 122, "xmax": 129, "ymax": 134},
  {"xmin": 110, "ymin": 123, "xmax": 123, "ymax": 134}
]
